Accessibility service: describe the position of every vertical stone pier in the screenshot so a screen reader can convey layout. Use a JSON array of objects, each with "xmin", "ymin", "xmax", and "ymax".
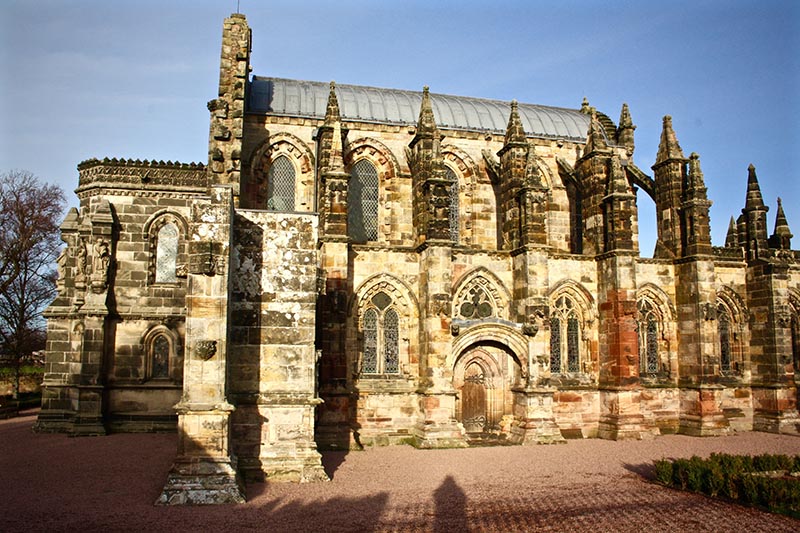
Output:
[{"xmin": 158, "ymin": 186, "xmax": 245, "ymax": 505}]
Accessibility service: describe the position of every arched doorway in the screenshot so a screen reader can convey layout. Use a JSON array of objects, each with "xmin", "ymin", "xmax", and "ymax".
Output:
[{"xmin": 453, "ymin": 345, "xmax": 522, "ymax": 439}]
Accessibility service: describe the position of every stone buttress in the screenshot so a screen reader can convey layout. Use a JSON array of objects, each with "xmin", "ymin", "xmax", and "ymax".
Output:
[{"xmin": 407, "ymin": 87, "xmax": 467, "ymax": 447}]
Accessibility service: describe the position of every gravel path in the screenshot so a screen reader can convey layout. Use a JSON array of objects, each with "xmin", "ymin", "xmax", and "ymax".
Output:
[{"xmin": 2, "ymin": 411, "xmax": 799, "ymax": 532}]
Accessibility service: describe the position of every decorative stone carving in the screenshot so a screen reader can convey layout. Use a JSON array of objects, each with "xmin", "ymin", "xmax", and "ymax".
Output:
[
  {"xmin": 702, "ymin": 302, "xmax": 717, "ymax": 321},
  {"xmin": 195, "ymin": 340, "xmax": 218, "ymax": 361},
  {"xmin": 75, "ymin": 238, "xmax": 88, "ymax": 285},
  {"xmin": 89, "ymin": 237, "xmax": 111, "ymax": 293},
  {"xmin": 522, "ymin": 323, "xmax": 538, "ymax": 337}
]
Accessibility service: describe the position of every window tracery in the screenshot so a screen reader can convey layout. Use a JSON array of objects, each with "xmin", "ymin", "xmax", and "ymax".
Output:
[
  {"xmin": 637, "ymin": 299, "xmax": 660, "ymax": 374},
  {"xmin": 458, "ymin": 284, "xmax": 494, "ymax": 320},
  {"xmin": 791, "ymin": 294, "xmax": 800, "ymax": 375},
  {"xmin": 445, "ymin": 166, "xmax": 459, "ymax": 244},
  {"xmin": 349, "ymin": 159, "xmax": 379, "ymax": 243},
  {"xmin": 360, "ymin": 291, "xmax": 400, "ymax": 374},
  {"xmin": 549, "ymin": 295, "xmax": 582, "ymax": 373},
  {"xmin": 715, "ymin": 291, "xmax": 746, "ymax": 376}
]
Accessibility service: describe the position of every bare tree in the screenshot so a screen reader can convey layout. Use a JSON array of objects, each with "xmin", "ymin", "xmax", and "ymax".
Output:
[{"xmin": 0, "ymin": 170, "xmax": 65, "ymax": 400}]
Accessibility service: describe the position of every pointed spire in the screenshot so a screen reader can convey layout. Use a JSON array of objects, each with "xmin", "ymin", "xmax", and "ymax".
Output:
[
  {"xmin": 416, "ymin": 86, "xmax": 438, "ymax": 135},
  {"xmin": 769, "ymin": 197, "xmax": 793, "ymax": 249},
  {"xmin": 504, "ymin": 100, "xmax": 526, "ymax": 145},
  {"xmin": 774, "ymin": 198, "xmax": 791, "ymax": 235},
  {"xmin": 616, "ymin": 103, "xmax": 636, "ymax": 153},
  {"xmin": 655, "ymin": 115, "xmax": 685, "ymax": 165},
  {"xmin": 725, "ymin": 216, "xmax": 738, "ymax": 248},
  {"xmin": 583, "ymin": 110, "xmax": 608, "ymax": 154},
  {"xmin": 323, "ymin": 81, "xmax": 340, "ymax": 126},
  {"xmin": 744, "ymin": 164, "xmax": 766, "ymax": 211}
]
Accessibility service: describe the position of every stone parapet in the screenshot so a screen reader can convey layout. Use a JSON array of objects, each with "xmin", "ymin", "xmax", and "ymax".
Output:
[{"xmin": 77, "ymin": 158, "xmax": 208, "ymax": 191}]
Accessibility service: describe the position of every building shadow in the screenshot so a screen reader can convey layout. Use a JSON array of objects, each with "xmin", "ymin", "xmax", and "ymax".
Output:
[
  {"xmin": 433, "ymin": 475, "xmax": 469, "ymax": 533},
  {"xmin": 623, "ymin": 461, "xmax": 657, "ymax": 480}
]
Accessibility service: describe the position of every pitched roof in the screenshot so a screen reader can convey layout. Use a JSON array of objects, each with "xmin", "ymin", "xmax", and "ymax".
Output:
[{"xmin": 248, "ymin": 77, "xmax": 591, "ymax": 141}]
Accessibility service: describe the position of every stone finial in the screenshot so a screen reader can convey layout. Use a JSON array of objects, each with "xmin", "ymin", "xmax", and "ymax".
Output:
[
  {"xmin": 324, "ymin": 81, "xmax": 341, "ymax": 126},
  {"xmin": 616, "ymin": 103, "xmax": 636, "ymax": 153},
  {"xmin": 583, "ymin": 110, "xmax": 608, "ymax": 154},
  {"xmin": 503, "ymin": 100, "xmax": 526, "ymax": 146},
  {"xmin": 416, "ymin": 86, "xmax": 438, "ymax": 135},
  {"xmin": 744, "ymin": 163, "xmax": 766, "ymax": 211},
  {"xmin": 725, "ymin": 216, "xmax": 738, "ymax": 248},
  {"xmin": 580, "ymin": 97, "xmax": 591, "ymax": 113},
  {"xmin": 655, "ymin": 115, "xmax": 685, "ymax": 165}
]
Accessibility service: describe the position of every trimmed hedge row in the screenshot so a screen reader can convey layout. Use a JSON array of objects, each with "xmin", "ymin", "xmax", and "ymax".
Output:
[{"xmin": 653, "ymin": 453, "xmax": 800, "ymax": 518}]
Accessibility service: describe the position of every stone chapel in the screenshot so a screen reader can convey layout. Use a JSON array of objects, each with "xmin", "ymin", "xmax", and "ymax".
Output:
[{"xmin": 34, "ymin": 14, "xmax": 800, "ymax": 503}]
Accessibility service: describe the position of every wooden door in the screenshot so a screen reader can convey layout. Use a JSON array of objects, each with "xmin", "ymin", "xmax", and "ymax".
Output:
[{"xmin": 461, "ymin": 361, "xmax": 487, "ymax": 433}]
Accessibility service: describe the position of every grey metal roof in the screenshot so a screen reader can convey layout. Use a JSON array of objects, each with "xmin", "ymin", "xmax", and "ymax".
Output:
[{"xmin": 248, "ymin": 77, "xmax": 590, "ymax": 141}]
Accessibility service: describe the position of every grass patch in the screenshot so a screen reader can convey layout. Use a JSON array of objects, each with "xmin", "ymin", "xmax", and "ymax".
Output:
[{"xmin": 0, "ymin": 365, "xmax": 44, "ymax": 377}]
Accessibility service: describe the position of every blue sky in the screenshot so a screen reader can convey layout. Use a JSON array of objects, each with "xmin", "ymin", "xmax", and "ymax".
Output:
[{"xmin": 1, "ymin": 0, "xmax": 798, "ymax": 255}]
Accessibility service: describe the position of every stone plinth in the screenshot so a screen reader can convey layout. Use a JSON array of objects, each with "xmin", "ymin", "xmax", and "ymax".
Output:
[
  {"xmin": 157, "ymin": 406, "xmax": 245, "ymax": 505},
  {"xmin": 598, "ymin": 389, "xmax": 656, "ymax": 440},
  {"xmin": 678, "ymin": 386, "xmax": 731, "ymax": 436},
  {"xmin": 509, "ymin": 387, "xmax": 566, "ymax": 444}
]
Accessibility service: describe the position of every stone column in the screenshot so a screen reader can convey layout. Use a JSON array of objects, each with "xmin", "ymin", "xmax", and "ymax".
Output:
[{"xmin": 158, "ymin": 186, "xmax": 245, "ymax": 505}]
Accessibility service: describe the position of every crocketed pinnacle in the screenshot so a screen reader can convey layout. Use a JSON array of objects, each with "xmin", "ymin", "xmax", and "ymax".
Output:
[
  {"xmin": 583, "ymin": 110, "xmax": 608, "ymax": 154},
  {"xmin": 504, "ymin": 100, "xmax": 527, "ymax": 146},
  {"xmin": 725, "ymin": 216, "xmax": 738, "ymax": 248},
  {"xmin": 686, "ymin": 152, "xmax": 707, "ymax": 194},
  {"xmin": 416, "ymin": 86, "xmax": 438, "ymax": 135},
  {"xmin": 323, "ymin": 81, "xmax": 341, "ymax": 126},
  {"xmin": 744, "ymin": 164, "xmax": 766, "ymax": 211},
  {"xmin": 655, "ymin": 115, "xmax": 685, "ymax": 165},
  {"xmin": 773, "ymin": 197, "xmax": 793, "ymax": 238},
  {"xmin": 616, "ymin": 103, "xmax": 636, "ymax": 153}
]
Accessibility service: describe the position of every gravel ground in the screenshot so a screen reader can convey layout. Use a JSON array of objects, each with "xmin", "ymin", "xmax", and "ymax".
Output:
[{"xmin": 2, "ymin": 411, "xmax": 799, "ymax": 532}]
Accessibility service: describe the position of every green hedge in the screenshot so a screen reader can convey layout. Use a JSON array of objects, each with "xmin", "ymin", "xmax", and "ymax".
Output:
[{"xmin": 653, "ymin": 453, "xmax": 800, "ymax": 518}]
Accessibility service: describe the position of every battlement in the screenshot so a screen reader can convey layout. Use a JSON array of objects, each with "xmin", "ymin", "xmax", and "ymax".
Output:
[{"xmin": 77, "ymin": 157, "xmax": 208, "ymax": 191}]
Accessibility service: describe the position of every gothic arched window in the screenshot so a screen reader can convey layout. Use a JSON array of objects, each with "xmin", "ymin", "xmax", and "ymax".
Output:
[
  {"xmin": 638, "ymin": 299, "xmax": 660, "ymax": 374},
  {"xmin": 445, "ymin": 166, "xmax": 459, "ymax": 244},
  {"xmin": 792, "ymin": 315, "xmax": 800, "ymax": 375},
  {"xmin": 348, "ymin": 159, "xmax": 379, "ymax": 243},
  {"xmin": 267, "ymin": 155, "xmax": 296, "ymax": 211},
  {"xmin": 716, "ymin": 297, "xmax": 744, "ymax": 376},
  {"xmin": 147, "ymin": 214, "xmax": 185, "ymax": 285},
  {"xmin": 361, "ymin": 291, "xmax": 399, "ymax": 374},
  {"xmin": 155, "ymin": 222, "xmax": 179, "ymax": 283},
  {"xmin": 550, "ymin": 295, "xmax": 581, "ymax": 373},
  {"xmin": 143, "ymin": 327, "xmax": 180, "ymax": 381}
]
